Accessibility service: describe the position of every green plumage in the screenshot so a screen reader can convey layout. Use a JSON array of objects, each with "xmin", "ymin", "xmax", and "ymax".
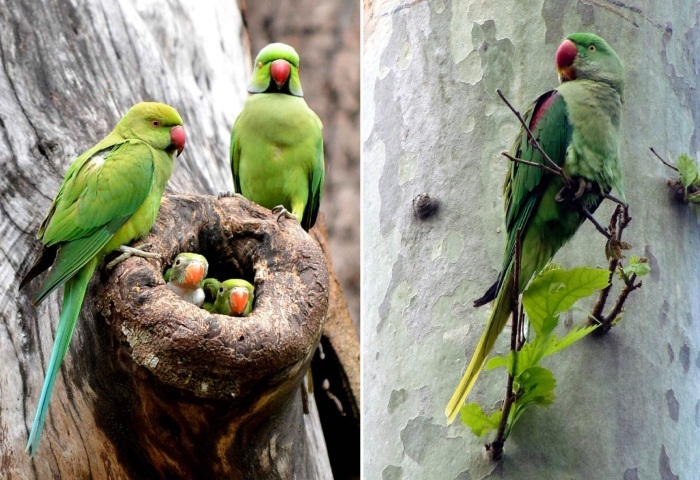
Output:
[
  {"xmin": 213, "ymin": 279, "xmax": 255, "ymax": 317},
  {"xmin": 20, "ymin": 102, "xmax": 185, "ymax": 454},
  {"xmin": 446, "ymin": 33, "xmax": 624, "ymax": 423},
  {"xmin": 201, "ymin": 277, "xmax": 221, "ymax": 313},
  {"xmin": 231, "ymin": 43, "xmax": 324, "ymax": 231}
]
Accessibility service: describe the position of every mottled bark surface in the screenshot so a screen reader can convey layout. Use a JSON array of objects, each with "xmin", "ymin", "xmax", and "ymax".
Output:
[
  {"xmin": 0, "ymin": 0, "xmax": 341, "ymax": 478},
  {"xmin": 84, "ymin": 194, "xmax": 329, "ymax": 479},
  {"xmin": 244, "ymin": 0, "xmax": 361, "ymax": 330},
  {"xmin": 363, "ymin": 0, "xmax": 700, "ymax": 479}
]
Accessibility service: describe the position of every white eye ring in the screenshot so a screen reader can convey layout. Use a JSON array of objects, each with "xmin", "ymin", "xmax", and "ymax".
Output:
[{"xmin": 588, "ymin": 45, "xmax": 596, "ymax": 51}]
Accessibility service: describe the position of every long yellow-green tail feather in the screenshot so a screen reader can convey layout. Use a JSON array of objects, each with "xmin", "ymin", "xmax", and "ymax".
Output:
[{"xmin": 445, "ymin": 271, "xmax": 514, "ymax": 424}]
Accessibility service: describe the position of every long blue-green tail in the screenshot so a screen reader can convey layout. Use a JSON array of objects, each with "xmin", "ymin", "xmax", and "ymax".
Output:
[{"xmin": 26, "ymin": 258, "xmax": 98, "ymax": 456}]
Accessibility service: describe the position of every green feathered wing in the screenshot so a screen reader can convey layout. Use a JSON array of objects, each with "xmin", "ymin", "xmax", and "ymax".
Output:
[{"xmin": 23, "ymin": 140, "xmax": 162, "ymax": 455}]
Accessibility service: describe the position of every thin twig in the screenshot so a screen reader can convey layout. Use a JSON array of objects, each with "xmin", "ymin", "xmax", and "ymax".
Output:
[
  {"xmin": 488, "ymin": 228, "xmax": 522, "ymax": 461},
  {"xmin": 501, "ymin": 152, "xmax": 563, "ymax": 177},
  {"xmin": 579, "ymin": 206, "xmax": 612, "ymax": 239},
  {"xmin": 649, "ymin": 147, "xmax": 678, "ymax": 172},
  {"xmin": 590, "ymin": 202, "xmax": 641, "ymax": 333},
  {"xmin": 602, "ymin": 192, "xmax": 628, "ymax": 207},
  {"xmin": 600, "ymin": 274, "xmax": 642, "ymax": 332},
  {"xmin": 496, "ymin": 89, "xmax": 568, "ymax": 181}
]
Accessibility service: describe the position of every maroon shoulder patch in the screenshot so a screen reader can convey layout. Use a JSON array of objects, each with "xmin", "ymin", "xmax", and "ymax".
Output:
[{"xmin": 529, "ymin": 91, "xmax": 558, "ymax": 131}]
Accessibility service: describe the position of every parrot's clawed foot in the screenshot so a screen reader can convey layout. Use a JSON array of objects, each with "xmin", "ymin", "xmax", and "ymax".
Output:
[
  {"xmin": 218, "ymin": 191, "xmax": 245, "ymax": 200},
  {"xmin": 107, "ymin": 245, "xmax": 161, "ymax": 269},
  {"xmin": 555, "ymin": 177, "xmax": 591, "ymax": 203},
  {"xmin": 271, "ymin": 205, "xmax": 298, "ymax": 230}
]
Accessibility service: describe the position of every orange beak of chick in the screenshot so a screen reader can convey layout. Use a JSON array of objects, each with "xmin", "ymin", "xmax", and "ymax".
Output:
[
  {"xmin": 184, "ymin": 262, "xmax": 205, "ymax": 286},
  {"xmin": 229, "ymin": 287, "xmax": 250, "ymax": 316}
]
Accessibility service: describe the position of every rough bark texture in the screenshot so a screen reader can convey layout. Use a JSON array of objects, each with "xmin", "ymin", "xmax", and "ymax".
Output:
[
  {"xmin": 85, "ymin": 194, "xmax": 329, "ymax": 479},
  {"xmin": 363, "ymin": 1, "xmax": 700, "ymax": 479},
  {"xmin": 244, "ymin": 0, "xmax": 361, "ymax": 330},
  {"xmin": 0, "ymin": 0, "xmax": 346, "ymax": 478}
]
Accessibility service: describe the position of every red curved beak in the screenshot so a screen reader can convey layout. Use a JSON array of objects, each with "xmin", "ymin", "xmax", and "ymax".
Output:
[
  {"xmin": 556, "ymin": 39, "xmax": 578, "ymax": 81},
  {"xmin": 184, "ymin": 262, "xmax": 204, "ymax": 286},
  {"xmin": 229, "ymin": 287, "xmax": 249, "ymax": 316},
  {"xmin": 170, "ymin": 125, "xmax": 186, "ymax": 156},
  {"xmin": 270, "ymin": 59, "xmax": 291, "ymax": 89}
]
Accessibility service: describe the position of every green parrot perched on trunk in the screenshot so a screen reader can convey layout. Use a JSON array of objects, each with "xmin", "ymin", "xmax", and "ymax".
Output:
[
  {"xmin": 164, "ymin": 253, "xmax": 209, "ymax": 307},
  {"xmin": 19, "ymin": 102, "xmax": 185, "ymax": 455},
  {"xmin": 213, "ymin": 279, "xmax": 255, "ymax": 317},
  {"xmin": 445, "ymin": 33, "xmax": 625, "ymax": 424},
  {"xmin": 230, "ymin": 42, "xmax": 325, "ymax": 231}
]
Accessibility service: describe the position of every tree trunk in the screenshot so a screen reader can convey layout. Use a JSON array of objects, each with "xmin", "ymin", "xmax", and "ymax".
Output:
[
  {"xmin": 363, "ymin": 1, "xmax": 700, "ymax": 479},
  {"xmin": 0, "ymin": 0, "xmax": 342, "ymax": 478}
]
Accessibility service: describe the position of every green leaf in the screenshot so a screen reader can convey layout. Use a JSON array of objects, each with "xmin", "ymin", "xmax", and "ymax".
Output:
[
  {"xmin": 523, "ymin": 266, "xmax": 610, "ymax": 335},
  {"xmin": 677, "ymin": 153, "xmax": 698, "ymax": 191},
  {"xmin": 621, "ymin": 255, "xmax": 651, "ymax": 278},
  {"xmin": 543, "ymin": 323, "xmax": 598, "ymax": 357},
  {"xmin": 512, "ymin": 334, "xmax": 555, "ymax": 377},
  {"xmin": 505, "ymin": 366, "xmax": 557, "ymax": 437},
  {"xmin": 515, "ymin": 366, "xmax": 557, "ymax": 408},
  {"xmin": 460, "ymin": 402, "xmax": 501, "ymax": 438},
  {"xmin": 485, "ymin": 355, "xmax": 507, "ymax": 371}
]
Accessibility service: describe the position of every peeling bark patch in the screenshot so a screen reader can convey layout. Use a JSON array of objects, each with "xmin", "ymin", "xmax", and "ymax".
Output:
[
  {"xmin": 576, "ymin": 0, "xmax": 596, "ymax": 26},
  {"xmin": 666, "ymin": 343, "xmax": 674, "ymax": 364},
  {"xmin": 471, "ymin": 20, "xmax": 515, "ymax": 98},
  {"xmin": 388, "ymin": 388, "xmax": 408, "ymax": 413},
  {"xmin": 665, "ymin": 389, "xmax": 679, "ymax": 422},
  {"xmin": 623, "ymin": 467, "xmax": 639, "ymax": 480},
  {"xmin": 454, "ymin": 471, "xmax": 471, "ymax": 480},
  {"xmin": 659, "ymin": 445, "xmax": 679, "ymax": 480},
  {"xmin": 695, "ymin": 399, "xmax": 700, "ymax": 428},
  {"xmin": 696, "ymin": 351, "xmax": 700, "ymax": 369},
  {"xmin": 382, "ymin": 465, "xmax": 403, "ymax": 480},
  {"xmin": 644, "ymin": 245, "xmax": 659, "ymax": 282},
  {"xmin": 542, "ymin": 0, "xmax": 566, "ymax": 43},
  {"xmin": 661, "ymin": 20, "xmax": 700, "ymax": 151},
  {"xmin": 679, "ymin": 343, "xmax": 690, "ymax": 373},
  {"xmin": 400, "ymin": 416, "xmax": 442, "ymax": 464},
  {"xmin": 659, "ymin": 300, "xmax": 669, "ymax": 326}
]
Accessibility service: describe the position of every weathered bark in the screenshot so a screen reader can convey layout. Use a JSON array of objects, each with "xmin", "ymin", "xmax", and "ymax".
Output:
[
  {"xmin": 82, "ymin": 194, "xmax": 329, "ymax": 479},
  {"xmin": 0, "ymin": 0, "xmax": 344, "ymax": 478},
  {"xmin": 363, "ymin": 1, "xmax": 700, "ymax": 479}
]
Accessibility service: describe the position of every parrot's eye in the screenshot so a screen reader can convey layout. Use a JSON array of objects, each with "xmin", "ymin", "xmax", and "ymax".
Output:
[
  {"xmin": 175, "ymin": 259, "xmax": 181, "ymax": 265},
  {"xmin": 219, "ymin": 287, "xmax": 224, "ymax": 294},
  {"xmin": 588, "ymin": 45, "xmax": 596, "ymax": 52},
  {"xmin": 258, "ymin": 62, "xmax": 263, "ymax": 69},
  {"xmin": 151, "ymin": 119, "xmax": 161, "ymax": 128}
]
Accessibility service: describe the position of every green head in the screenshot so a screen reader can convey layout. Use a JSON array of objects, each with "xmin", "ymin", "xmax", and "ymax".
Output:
[
  {"xmin": 556, "ymin": 33, "xmax": 624, "ymax": 97},
  {"xmin": 247, "ymin": 43, "xmax": 304, "ymax": 97},
  {"xmin": 164, "ymin": 253, "xmax": 208, "ymax": 289},
  {"xmin": 116, "ymin": 102, "xmax": 186, "ymax": 155},
  {"xmin": 214, "ymin": 279, "xmax": 255, "ymax": 316}
]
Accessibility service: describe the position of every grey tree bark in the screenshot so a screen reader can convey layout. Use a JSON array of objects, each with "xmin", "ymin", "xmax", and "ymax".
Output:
[
  {"xmin": 363, "ymin": 1, "xmax": 700, "ymax": 479},
  {"xmin": 0, "ymin": 0, "xmax": 342, "ymax": 478}
]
